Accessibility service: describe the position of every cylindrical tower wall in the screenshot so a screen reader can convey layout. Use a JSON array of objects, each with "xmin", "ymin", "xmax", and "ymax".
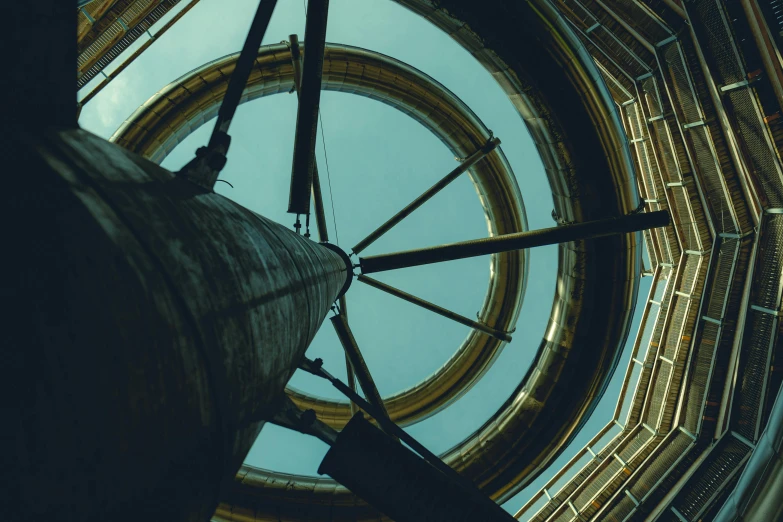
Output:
[{"xmin": 5, "ymin": 128, "xmax": 348, "ymax": 522}]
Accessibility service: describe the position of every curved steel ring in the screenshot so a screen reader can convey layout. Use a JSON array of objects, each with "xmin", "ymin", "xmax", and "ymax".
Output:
[
  {"xmin": 114, "ymin": 0, "xmax": 642, "ymax": 512},
  {"xmin": 112, "ymin": 43, "xmax": 528, "ymax": 429}
]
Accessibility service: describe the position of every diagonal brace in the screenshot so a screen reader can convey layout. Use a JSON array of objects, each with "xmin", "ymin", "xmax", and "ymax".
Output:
[
  {"xmin": 358, "ymin": 275, "xmax": 511, "ymax": 342},
  {"xmin": 360, "ymin": 210, "xmax": 670, "ymax": 274},
  {"xmin": 330, "ymin": 314, "xmax": 391, "ymax": 425}
]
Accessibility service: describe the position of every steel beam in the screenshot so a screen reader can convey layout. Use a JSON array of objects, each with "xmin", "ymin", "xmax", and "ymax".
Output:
[
  {"xmin": 298, "ymin": 357, "xmax": 474, "ymax": 483},
  {"xmin": 358, "ymin": 275, "xmax": 512, "ymax": 342},
  {"xmin": 290, "ymin": 34, "xmax": 329, "ymax": 241},
  {"xmin": 338, "ymin": 295, "xmax": 359, "ymax": 415},
  {"xmin": 177, "ymin": 0, "xmax": 277, "ymax": 189},
  {"xmin": 210, "ymin": 0, "xmax": 277, "ymax": 143},
  {"xmin": 330, "ymin": 314, "xmax": 390, "ymax": 423},
  {"xmin": 352, "ymin": 137, "xmax": 501, "ymax": 254},
  {"xmin": 300, "ymin": 358, "xmax": 517, "ymax": 522},
  {"xmin": 360, "ymin": 210, "xmax": 670, "ymax": 274},
  {"xmin": 288, "ymin": 0, "xmax": 330, "ymax": 215}
]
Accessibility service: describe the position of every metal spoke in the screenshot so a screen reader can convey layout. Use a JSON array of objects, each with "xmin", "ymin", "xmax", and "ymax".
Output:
[
  {"xmin": 352, "ymin": 137, "xmax": 501, "ymax": 254},
  {"xmin": 176, "ymin": 0, "xmax": 278, "ymax": 189},
  {"xmin": 358, "ymin": 275, "xmax": 512, "ymax": 342},
  {"xmin": 338, "ymin": 295, "xmax": 358, "ymax": 415},
  {"xmin": 360, "ymin": 209, "xmax": 671, "ymax": 274},
  {"xmin": 330, "ymin": 313, "xmax": 390, "ymax": 424},
  {"xmin": 288, "ymin": 0, "xmax": 330, "ymax": 216},
  {"xmin": 290, "ymin": 34, "xmax": 329, "ymax": 242},
  {"xmin": 298, "ymin": 356, "xmax": 455, "ymax": 478}
]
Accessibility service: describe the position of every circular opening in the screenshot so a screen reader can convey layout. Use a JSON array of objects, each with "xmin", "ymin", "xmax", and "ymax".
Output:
[{"xmin": 78, "ymin": 0, "xmax": 557, "ymax": 496}]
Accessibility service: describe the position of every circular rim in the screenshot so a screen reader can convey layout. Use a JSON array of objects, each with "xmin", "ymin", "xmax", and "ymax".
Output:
[
  {"xmin": 113, "ymin": 0, "xmax": 642, "ymax": 511},
  {"xmin": 111, "ymin": 43, "xmax": 528, "ymax": 430}
]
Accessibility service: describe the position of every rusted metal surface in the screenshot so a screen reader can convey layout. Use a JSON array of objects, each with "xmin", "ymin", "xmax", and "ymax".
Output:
[
  {"xmin": 290, "ymin": 34, "xmax": 329, "ymax": 242},
  {"xmin": 715, "ymin": 382, "xmax": 783, "ymax": 522},
  {"xmin": 78, "ymin": 0, "xmax": 202, "ymax": 108},
  {"xmin": 6, "ymin": 127, "xmax": 347, "ymax": 522}
]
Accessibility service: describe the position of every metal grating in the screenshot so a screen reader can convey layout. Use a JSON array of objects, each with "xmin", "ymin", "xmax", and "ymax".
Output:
[
  {"xmin": 662, "ymin": 43, "xmax": 702, "ymax": 125},
  {"xmin": 753, "ymin": 215, "xmax": 783, "ymax": 309},
  {"xmin": 683, "ymin": 321, "xmax": 719, "ymax": 434},
  {"xmin": 645, "ymin": 362, "xmax": 672, "ymax": 427},
  {"xmin": 672, "ymin": 436, "xmax": 751, "ymax": 520},
  {"xmin": 733, "ymin": 310, "xmax": 776, "ymax": 441},
  {"xmin": 688, "ymin": 126, "xmax": 739, "ymax": 234},
  {"xmin": 619, "ymin": 429, "xmax": 654, "ymax": 462},
  {"xmin": 726, "ymin": 89, "xmax": 783, "ymax": 207}
]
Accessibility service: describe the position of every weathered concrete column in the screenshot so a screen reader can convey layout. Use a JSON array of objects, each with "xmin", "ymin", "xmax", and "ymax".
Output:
[{"xmin": 5, "ymin": 128, "xmax": 350, "ymax": 522}]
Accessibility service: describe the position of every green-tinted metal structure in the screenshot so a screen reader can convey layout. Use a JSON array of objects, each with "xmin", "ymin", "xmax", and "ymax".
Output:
[{"xmin": 6, "ymin": 0, "xmax": 783, "ymax": 520}]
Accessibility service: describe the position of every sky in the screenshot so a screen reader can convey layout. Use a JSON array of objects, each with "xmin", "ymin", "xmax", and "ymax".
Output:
[{"xmin": 78, "ymin": 0, "xmax": 651, "ymax": 515}]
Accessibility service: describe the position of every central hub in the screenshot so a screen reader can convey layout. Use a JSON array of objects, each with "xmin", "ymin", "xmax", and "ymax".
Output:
[{"xmin": 319, "ymin": 241, "xmax": 353, "ymax": 299}]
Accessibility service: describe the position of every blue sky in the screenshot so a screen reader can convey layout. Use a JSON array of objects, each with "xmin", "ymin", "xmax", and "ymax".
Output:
[{"xmin": 79, "ymin": 0, "xmax": 650, "ymax": 514}]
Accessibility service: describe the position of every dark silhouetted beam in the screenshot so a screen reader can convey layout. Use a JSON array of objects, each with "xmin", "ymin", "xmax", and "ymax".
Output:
[
  {"xmin": 330, "ymin": 314, "xmax": 390, "ymax": 423},
  {"xmin": 360, "ymin": 210, "xmax": 670, "ymax": 274},
  {"xmin": 358, "ymin": 275, "xmax": 512, "ymax": 342},
  {"xmin": 352, "ymin": 137, "xmax": 501, "ymax": 254},
  {"xmin": 210, "ymin": 0, "xmax": 278, "ymax": 144},
  {"xmin": 320, "ymin": 414, "xmax": 517, "ymax": 522},
  {"xmin": 288, "ymin": 0, "xmax": 330, "ymax": 215},
  {"xmin": 339, "ymin": 295, "xmax": 358, "ymax": 415},
  {"xmin": 290, "ymin": 34, "xmax": 329, "ymax": 241},
  {"xmin": 79, "ymin": 0, "xmax": 202, "ymax": 109},
  {"xmin": 299, "ymin": 358, "xmax": 517, "ymax": 522}
]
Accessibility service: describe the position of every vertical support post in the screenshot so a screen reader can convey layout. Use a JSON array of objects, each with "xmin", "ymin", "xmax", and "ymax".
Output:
[
  {"xmin": 290, "ymin": 34, "xmax": 330, "ymax": 242},
  {"xmin": 288, "ymin": 0, "xmax": 330, "ymax": 215}
]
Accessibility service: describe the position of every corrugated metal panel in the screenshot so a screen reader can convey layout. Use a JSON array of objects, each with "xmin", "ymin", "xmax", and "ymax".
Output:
[
  {"xmin": 573, "ymin": 459, "xmax": 625, "ymax": 512},
  {"xmin": 78, "ymin": 0, "xmax": 182, "ymax": 88}
]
